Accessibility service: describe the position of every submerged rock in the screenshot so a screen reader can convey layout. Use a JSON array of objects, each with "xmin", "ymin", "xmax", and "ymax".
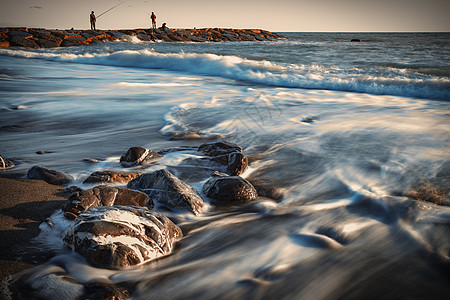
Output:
[
  {"xmin": 198, "ymin": 141, "xmax": 248, "ymax": 175},
  {"xmin": 27, "ymin": 166, "xmax": 73, "ymax": 185},
  {"xmin": 198, "ymin": 141, "xmax": 243, "ymax": 156},
  {"xmin": 127, "ymin": 169, "xmax": 205, "ymax": 215},
  {"xmin": 62, "ymin": 186, "xmax": 151, "ymax": 219},
  {"xmin": 63, "ymin": 206, "xmax": 182, "ymax": 268},
  {"xmin": 405, "ymin": 183, "xmax": 449, "ymax": 206},
  {"xmin": 0, "ymin": 154, "xmax": 14, "ymax": 170},
  {"xmin": 120, "ymin": 146, "xmax": 162, "ymax": 167},
  {"xmin": 83, "ymin": 170, "xmax": 141, "ymax": 184},
  {"xmin": 202, "ymin": 172, "xmax": 258, "ymax": 205},
  {"xmin": 83, "ymin": 282, "xmax": 130, "ymax": 299}
]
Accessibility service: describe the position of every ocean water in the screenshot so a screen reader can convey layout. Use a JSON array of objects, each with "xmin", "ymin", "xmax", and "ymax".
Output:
[{"xmin": 0, "ymin": 32, "xmax": 449, "ymax": 299}]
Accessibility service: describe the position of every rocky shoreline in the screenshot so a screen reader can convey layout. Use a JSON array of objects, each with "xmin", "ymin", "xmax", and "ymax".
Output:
[{"xmin": 0, "ymin": 27, "xmax": 283, "ymax": 48}]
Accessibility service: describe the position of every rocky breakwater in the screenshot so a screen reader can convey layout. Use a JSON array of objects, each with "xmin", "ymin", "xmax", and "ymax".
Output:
[{"xmin": 0, "ymin": 27, "xmax": 283, "ymax": 48}]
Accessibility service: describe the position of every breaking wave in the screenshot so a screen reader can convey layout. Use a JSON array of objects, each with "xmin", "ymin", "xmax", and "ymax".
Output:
[{"xmin": 1, "ymin": 48, "xmax": 449, "ymax": 100}]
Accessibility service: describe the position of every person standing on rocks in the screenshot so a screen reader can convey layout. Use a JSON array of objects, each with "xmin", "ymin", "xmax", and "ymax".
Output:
[
  {"xmin": 90, "ymin": 11, "xmax": 96, "ymax": 30},
  {"xmin": 150, "ymin": 12, "xmax": 157, "ymax": 30}
]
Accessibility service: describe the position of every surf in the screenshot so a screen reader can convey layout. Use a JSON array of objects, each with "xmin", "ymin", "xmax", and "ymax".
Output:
[{"xmin": 1, "ymin": 47, "xmax": 449, "ymax": 100}]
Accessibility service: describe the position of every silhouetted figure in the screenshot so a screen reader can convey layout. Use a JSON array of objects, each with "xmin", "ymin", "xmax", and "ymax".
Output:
[
  {"xmin": 150, "ymin": 12, "xmax": 157, "ymax": 30},
  {"xmin": 90, "ymin": 11, "xmax": 96, "ymax": 30},
  {"xmin": 161, "ymin": 23, "xmax": 167, "ymax": 30}
]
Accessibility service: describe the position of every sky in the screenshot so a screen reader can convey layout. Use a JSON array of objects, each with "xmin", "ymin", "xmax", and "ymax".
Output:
[{"xmin": 0, "ymin": 0, "xmax": 449, "ymax": 32}]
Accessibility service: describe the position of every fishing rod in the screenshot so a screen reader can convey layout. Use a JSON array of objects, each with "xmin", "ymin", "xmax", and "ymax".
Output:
[{"xmin": 97, "ymin": 1, "xmax": 126, "ymax": 18}]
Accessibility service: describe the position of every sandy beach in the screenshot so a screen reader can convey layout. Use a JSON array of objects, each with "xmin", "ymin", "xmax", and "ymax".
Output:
[{"xmin": 0, "ymin": 175, "xmax": 67, "ymax": 280}]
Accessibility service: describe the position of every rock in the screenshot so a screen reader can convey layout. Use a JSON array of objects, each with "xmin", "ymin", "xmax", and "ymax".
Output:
[
  {"xmin": 198, "ymin": 141, "xmax": 248, "ymax": 175},
  {"xmin": 226, "ymin": 152, "xmax": 248, "ymax": 175},
  {"xmin": 64, "ymin": 185, "xmax": 83, "ymax": 195},
  {"xmin": 27, "ymin": 166, "xmax": 73, "ymax": 185},
  {"xmin": 188, "ymin": 36, "xmax": 208, "ymax": 42},
  {"xmin": 0, "ymin": 40, "xmax": 10, "ymax": 48},
  {"xmin": 0, "ymin": 27, "xmax": 282, "ymax": 49},
  {"xmin": 61, "ymin": 37, "xmax": 88, "ymax": 47},
  {"xmin": 137, "ymin": 33, "xmax": 151, "ymax": 41},
  {"xmin": 10, "ymin": 36, "xmax": 39, "ymax": 48},
  {"xmin": 63, "ymin": 206, "xmax": 182, "ymax": 268},
  {"xmin": 37, "ymin": 38, "xmax": 60, "ymax": 48},
  {"xmin": 62, "ymin": 186, "xmax": 151, "ymax": 219},
  {"xmin": 351, "ymin": 39, "xmax": 362, "ymax": 42},
  {"xmin": 198, "ymin": 141, "xmax": 243, "ymax": 156},
  {"xmin": 202, "ymin": 172, "xmax": 258, "ymax": 206},
  {"xmin": 120, "ymin": 146, "xmax": 162, "ymax": 167},
  {"xmin": 8, "ymin": 30, "xmax": 33, "ymax": 39},
  {"xmin": 83, "ymin": 282, "xmax": 130, "ymax": 299},
  {"xmin": 83, "ymin": 170, "xmax": 141, "ymax": 184},
  {"xmin": 0, "ymin": 155, "xmax": 14, "ymax": 170},
  {"xmin": 127, "ymin": 169, "xmax": 205, "ymax": 215}
]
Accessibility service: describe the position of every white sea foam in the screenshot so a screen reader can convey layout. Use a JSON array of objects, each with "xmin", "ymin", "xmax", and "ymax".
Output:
[{"xmin": 1, "ymin": 48, "xmax": 448, "ymax": 100}]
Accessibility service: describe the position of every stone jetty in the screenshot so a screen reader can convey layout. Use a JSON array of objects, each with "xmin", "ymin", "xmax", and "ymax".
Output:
[{"xmin": 0, "ymin": 27, "xmax": 283, "ymax": 48}]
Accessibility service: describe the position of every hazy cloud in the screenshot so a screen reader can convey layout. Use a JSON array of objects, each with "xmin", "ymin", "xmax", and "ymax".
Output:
[{"xmin": 29, "ymin": 6, "xmax": 43, "ymax": 9}]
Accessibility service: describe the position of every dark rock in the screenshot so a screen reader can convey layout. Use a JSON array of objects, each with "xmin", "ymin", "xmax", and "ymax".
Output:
[
  {"xmin": 198, "ymin": 141, "xmax": 243, "ymax": 156},
  {"xmin": 83, "ymin": 170, "xmax": 142, "ymax": 184},
  {"xmin": 351, "ymin": 39, "xmax": 362, "ymax": 42},
  {"xmin": 64, "ymin": 185, "xmax": 83, "ymax": 195},
  {"xmin": 127, "ymin": 169, "xmax": 205, "ymax": 215},
  {"xmin": 202, "ymin": 172, "xmax": 258, "ymax": 205},
  {"xmin": 188, "ymin": 36, "xmax": 208, "ymax": 42},
  {"xmin": 83, "ymin": 282, "xmax": 130, "ymax": 300},
  {"xmin": 62, "ymin": 186, "xmax": 151, "ymax": 219},
  {"xmin": 199, "ymin": 141, "xmax": 248, "ymax": 175},
  {"xmin": 248, "ymin": 178, "xmax": 283, "ymax": 201},
  {"xmin": 27, "ymin": 166, "xmax": 73, "ymax": 185},
  {"xmin": 8, "ymin": 31, "xmax": 33, "ymax": 39},
  {"xmin": 63, "ymin": 206, "xmax": 182, "ymax": 268},
  {"xmin": 137, "ymin": 33, "xmax": 152, "ymax": 41},
  {"xmin": 226, "ymin": 152, "xmax": 248, "ymax": 175},
  {"xmin": 37, "ymin": 38, "xmax": 60, "ymax": 48},
  {"xmin": 10, "ymin": 36, "xmax": 39, "ymax": 48},
  {"xmin": 0, "ymin": 155, "xmax": 14, "ymax": 170},
  {"xmin": 120, "ymin": 146, "xmax": 162, "ymax": 167},
  {"xmin": 61, "ymin": 37, "xmax": 88, "ymax": 47},
  {"xmin": 83, "ymin": 158, "xmax": 100, "ymax": 163}
]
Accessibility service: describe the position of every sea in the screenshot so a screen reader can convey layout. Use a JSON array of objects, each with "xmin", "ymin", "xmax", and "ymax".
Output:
[{"xmin": 0, "ymin": 32, "xmax": 449, "ymax": 299}]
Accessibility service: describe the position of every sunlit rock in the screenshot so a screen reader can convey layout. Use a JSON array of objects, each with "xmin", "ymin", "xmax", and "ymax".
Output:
[
  {"xmin": 127, "ymin": 169, "xmax": 205, "ymax": 215},
  {"xmin": 120, "ymin": 146, "xmax": 162, "ymax": 167},
  {"xmin": 63, "ymin": 206, "xmax": 182, "ymax": 268},
  {"xmin": 0, "ymin": 154, "xmax": 14, "ymax": 170},
  {"xmin": 83, "ymin": 170, "xmax": 142, "ymax": 184},
  {"xmin": 62, "ymin": 186, "xmax": 151, "ymax": 219}
]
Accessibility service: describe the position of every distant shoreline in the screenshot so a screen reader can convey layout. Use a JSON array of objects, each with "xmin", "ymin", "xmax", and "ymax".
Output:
[{"xmin": 0, "ymin": 27, "xmax": 283, "ymax": 49}]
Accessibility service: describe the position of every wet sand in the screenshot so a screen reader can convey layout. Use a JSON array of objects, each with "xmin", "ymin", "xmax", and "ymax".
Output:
[{"xmin": 0, "ymin": 175, "xmax": 67, "ymax": 280}]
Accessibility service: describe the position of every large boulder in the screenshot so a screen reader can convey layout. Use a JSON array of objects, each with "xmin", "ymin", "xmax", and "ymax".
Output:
[
  {"xmin": 62, "ymin": 186, "xmax": 151, "ymax": 219},
  {"xmin": 63, "ymin": 206, "xmax": 182, "ymax": 268},
  {"xmin": 10, "ymin": 36, "xmax": 39, "ymax": 48},
  {"xmin": 198, "ymin": 141, "xmax": 248, "ymax": 175},
  {"xmin": 83, "ymin": 170, "xmax": 141, "ymax": 184},
  {"xmin": 27, "ymin": 166, "xmax": 73, "ymax": 185},
  {"xmin": 202, "ymin": 172, "xmax": 258, "ymax": 206},
  {"xmin": 120, "ymin": 146, "xmax": 162, "ymax": 167},
  {"xmin": 0, "ymin": 155, "xmax": 14, "ymax": 170},
  {"xmin": 127, "ymin": 169, "xmax": 204, "ymax": 215}
]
